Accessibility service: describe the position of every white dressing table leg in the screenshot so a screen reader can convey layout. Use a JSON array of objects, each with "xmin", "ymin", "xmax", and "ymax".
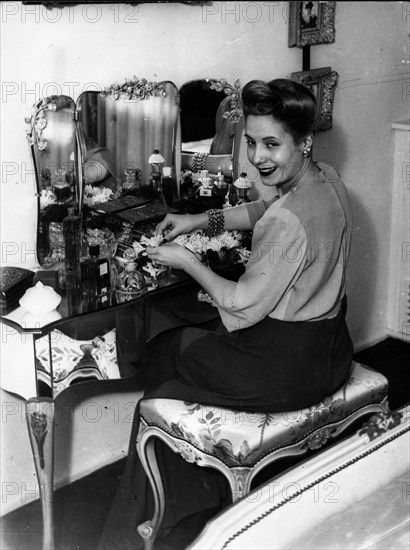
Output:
[{"xmin": 25, "ymin": 397, "xmax": 55, "ymax": 550}]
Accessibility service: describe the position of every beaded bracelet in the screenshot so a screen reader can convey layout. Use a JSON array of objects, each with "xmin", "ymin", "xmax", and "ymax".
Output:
[{"xmin": 206, "ymin": 209, "xmax": 225, "ymax": 237}]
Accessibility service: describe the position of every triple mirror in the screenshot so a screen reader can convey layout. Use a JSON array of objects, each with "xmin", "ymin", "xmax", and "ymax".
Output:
[{"xmin": 26, "ymin": 77, "xmax": 243, "ymax": 269}]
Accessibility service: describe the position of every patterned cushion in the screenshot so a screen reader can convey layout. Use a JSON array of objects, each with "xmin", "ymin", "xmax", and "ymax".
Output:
[
  {"xmin": 139, "ymin": 362, "xmax": 388, "ymax": 468},
  {"xmin": 35, "ymin": 328, "xmax": 119, "ymax": 395}
]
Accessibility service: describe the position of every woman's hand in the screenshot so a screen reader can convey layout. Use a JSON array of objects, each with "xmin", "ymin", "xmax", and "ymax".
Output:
[
  {"xmin": 155, "ymin": 213, "xmax": 207, "ymax": 241},
  {"xmin": 146, "ymin": 242, "xmax": 198, "ymax": 271}
]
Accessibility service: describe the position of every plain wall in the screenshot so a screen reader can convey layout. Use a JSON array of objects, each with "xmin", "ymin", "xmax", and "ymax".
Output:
[{"xmin": 1, "ymin": 1, "xmax": 408, "ymax": 514}]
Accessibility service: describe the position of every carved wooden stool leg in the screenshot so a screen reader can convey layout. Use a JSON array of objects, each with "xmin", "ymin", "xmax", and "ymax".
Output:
[
  {"xmin": 230, "ymin": 468, "xmax": 252, "ymax": 503},
  {"xmin": 25, "ymin": 397, "xmax": 55, "ymax": 550},
  {"xmin": 136, "ymin": 436, "xmax": 166, "ymax": 550}
]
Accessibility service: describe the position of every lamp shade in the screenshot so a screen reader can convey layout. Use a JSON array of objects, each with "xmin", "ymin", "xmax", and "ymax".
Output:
[{"xmin": 148, "ymin": 149, "xmax": 165, "ymax": 164}]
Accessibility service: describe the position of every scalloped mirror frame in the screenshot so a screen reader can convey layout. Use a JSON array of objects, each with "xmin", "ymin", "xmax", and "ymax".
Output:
[
  {"xmin": 25, "ymin": 76, "xmax": 244, "ymax": 268},
  {"xmin": 178, "ymin": 77, "xmax": 243, "ymax": 180}
]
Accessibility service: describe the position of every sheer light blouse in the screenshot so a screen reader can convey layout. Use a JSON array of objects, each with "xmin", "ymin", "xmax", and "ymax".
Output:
[{"xmin": 215, "ymin": 163, "xmax": 353, "ymax": 332}]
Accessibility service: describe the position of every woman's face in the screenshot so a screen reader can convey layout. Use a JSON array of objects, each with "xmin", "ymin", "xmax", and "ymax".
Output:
[{"xmin": 245, "ymin": 115, "xmax": 309, "ymax": 188}]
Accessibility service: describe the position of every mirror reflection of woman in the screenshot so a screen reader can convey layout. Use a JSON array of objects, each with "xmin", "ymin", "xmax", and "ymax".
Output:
[
  {"xmin": 82, "ymin": 135, "xmax": 118, "ymax": 190},
  {"xmin": 99, "ymin": 79, "xmax": 354, "ymax": 549}
]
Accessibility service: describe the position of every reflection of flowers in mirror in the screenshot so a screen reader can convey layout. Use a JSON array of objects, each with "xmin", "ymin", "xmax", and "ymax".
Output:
[
  {"xmin": 83, "ymin": 185, "xmax": 113, "ymax": 206},
  {"xmin": 39, "ymin": 188, "xmax": 57, "ymax": 210}
]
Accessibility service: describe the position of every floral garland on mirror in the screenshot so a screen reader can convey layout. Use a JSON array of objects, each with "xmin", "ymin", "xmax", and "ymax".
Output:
[
  {"xmin": 25, "ymin": 96, "xmax": 57, "ymax": 151},
  {"xmin": 100, "ymin": 77, "xmax": 167, "ymax": 102},
  {"xmin": 206, "ymin": 78, "xmax": 243, "ymax": 124}
]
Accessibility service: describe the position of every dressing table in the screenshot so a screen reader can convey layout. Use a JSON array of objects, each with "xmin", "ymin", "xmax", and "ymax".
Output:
[{"xmin": 0, "ymin": 76, "xmax": 245, "ymax": 550}]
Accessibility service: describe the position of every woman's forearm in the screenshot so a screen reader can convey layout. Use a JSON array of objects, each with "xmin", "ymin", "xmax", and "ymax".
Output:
[
  {"xmin": 222, "ymin": 204, "xmax": 253, "ymax": 231},
  {"xmin": 190, "ymin": 204, "xmax": 252, "ymax": 232},
  {"xmin": 182, "ymin": 253, "xmax": 236, "ymax": 301}
]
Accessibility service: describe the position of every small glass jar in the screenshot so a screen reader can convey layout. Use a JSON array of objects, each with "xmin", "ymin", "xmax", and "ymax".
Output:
[
  {"xmin": 115, "ymin": 261, "xmax": 147, "ymax": 303},
  {"xmin": 54, "ymin": 168, "xmax": 71, "ymax": 203}
]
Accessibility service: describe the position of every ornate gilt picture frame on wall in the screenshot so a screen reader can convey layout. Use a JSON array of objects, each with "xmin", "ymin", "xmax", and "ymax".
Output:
[
  {"xmin": 290, "ymin": 67, "xmax": 338, "ymax": 131},
  {"xmin": 288, "ymin": 1, "xmax": 336, "ymax": 48}
]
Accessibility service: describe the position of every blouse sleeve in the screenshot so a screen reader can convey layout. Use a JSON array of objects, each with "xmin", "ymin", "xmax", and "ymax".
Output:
[
  {"xmin": 244, "ymin": 199, "xmax": 268, "ymax": 229},
  {"xmin": 213, "ymin": 206, "xmax": 308, "ymax": 332}
]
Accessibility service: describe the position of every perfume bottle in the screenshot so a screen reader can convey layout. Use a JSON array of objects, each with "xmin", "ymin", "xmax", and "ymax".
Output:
[
  {"xmin": 148, "ymin": 149, "xmax": 165, "ymax": 198},
  {"xmin": 63, "ymin": 207, "xmax": 82, "ymax": 314},
  {"xmin": 234, "ymin": 172, "xmax": 252, "ymax": 204},
  {"xmin": 114, "ymin": 261, "xmax": 147, "ymax": 303},
  {"xmin": 63, "ymin": 207, "xmax": 82, "ymax": 273},
  {"xmin": 54, "ymin": 168, "xmax": 71, "ymax": 203},
  {"xmin": 180, "ymin": 171, "xmax": 194, "ymax": 200},
  {"xmin": 37, "ymin": 210, "xmax": 50, "ymax": 264},
  {"xmin": 226, "ymin": 180, "xmax": 239, "ymax": 207},
  {"xmin": 161, "ymin": 166, "xmax": 176, "ymax": 206},
  {"xmin": 195, "ymin": 171, "xmax": 220, "ymax": 209},
  {"xmin": 123, "ymin": 167, "xmax": 142, "ymax": 196},
  {"xmin": 114, "ymin": 222, "xmax": 135, "ymax": 271},
  {"xmin": 41, "ymin": 168, "xmax": 52, "ymax": 191},
  {"xmin": 80, "ymin": 243, "xmax": 110, "ymax": 309},
  {"xmin": 215, "ymin": 166, "xmax": 227, "ymax": 193}
]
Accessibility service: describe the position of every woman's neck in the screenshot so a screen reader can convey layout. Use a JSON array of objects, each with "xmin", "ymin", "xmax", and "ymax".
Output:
[{"xmin": 278, "ymin": 157, "xmax": 316, "ymax": 196}]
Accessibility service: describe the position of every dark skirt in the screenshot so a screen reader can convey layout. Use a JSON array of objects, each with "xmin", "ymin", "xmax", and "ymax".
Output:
[{"xmin": 98, "ymin": 302, "xmax": 353, "ymax": 549}]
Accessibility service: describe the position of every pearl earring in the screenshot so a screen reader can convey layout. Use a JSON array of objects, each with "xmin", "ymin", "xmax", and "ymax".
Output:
[{"xmin": 303, "ymin": 146, "xmax": 311, "ymax": 158}]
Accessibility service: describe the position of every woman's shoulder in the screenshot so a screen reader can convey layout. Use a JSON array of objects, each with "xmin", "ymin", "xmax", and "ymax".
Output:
[
  {"xmin": 316, "ymin": 161, "xmax": 341, "ymax": 181},
  {"xmin": 281, "ymin": 161, "xmax": 352, "ymax": 231},
  {"xmin": 256, "ymin": 199, "xmax": 305, "ymax": 235},
  {"xmin": 316, "ymin": 161, "xmax": 352, "ymax": 219}
]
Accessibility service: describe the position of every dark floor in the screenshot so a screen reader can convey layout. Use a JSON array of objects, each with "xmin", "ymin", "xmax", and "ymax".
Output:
[{"xmin": 1, "ymin": 337, "xmax": 409, "ymax": 550}]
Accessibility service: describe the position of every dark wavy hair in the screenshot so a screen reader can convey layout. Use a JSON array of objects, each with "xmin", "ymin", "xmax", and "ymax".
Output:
[{"xmin": 241, "ymin": 79, "xmax": 316, "ymax": 143}]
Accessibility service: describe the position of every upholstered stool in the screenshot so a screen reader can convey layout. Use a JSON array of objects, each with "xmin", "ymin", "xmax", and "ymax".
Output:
[{"xmin": 136, "ymin": 361, "xmax": 389, "ymax": 549}]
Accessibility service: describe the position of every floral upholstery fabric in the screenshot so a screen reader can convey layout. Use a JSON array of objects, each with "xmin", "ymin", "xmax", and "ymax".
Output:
[
  {"xmin": 139, "ymin": 362, "xmax": 388, "ymax": 468},
  {"xmin": 35, "ymin": 328, "xmax": 120, "ymax": 396}
]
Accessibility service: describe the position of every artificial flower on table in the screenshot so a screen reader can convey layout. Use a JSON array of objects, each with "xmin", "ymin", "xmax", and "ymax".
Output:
[
  {"xmin": 131, "ymin": 233, "xmax": 164, "ymax": 263},
  {"xmin": 139, "ymin": 233, "xmax": 164, "ymax": 248},
  {"xmin": 173, "ymin": 230, "xmax": 251, "ymax": 268},
  {"xmin": 141, "ymin": 260, "xmax": 167, "ymax": 289},
  {"xmin": 131, "ymin": 233, "xmax": 167, "ymax": 288},
  {"xmin": 172, "ymin": 229, "xmax": 251, "ymax": 305},
  {"xmin": 118, "ymin": 228, "xmax": 251, "ymax": 293},
  {"xmin": 132, "ymin": 229, "xmax": 251, "ymax": 270}
]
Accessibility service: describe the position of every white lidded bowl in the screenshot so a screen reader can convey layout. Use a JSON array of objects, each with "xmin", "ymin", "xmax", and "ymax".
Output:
[{"xmin": 19, "ymin": 281, "xmax": 62, "ymax": 313}]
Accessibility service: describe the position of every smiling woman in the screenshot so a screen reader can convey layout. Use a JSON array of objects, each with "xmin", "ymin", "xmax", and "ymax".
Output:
[
  {"xmin": 242, "ymin": 79, "xmax": 316, "ymax": 194},
  {"xmin": 98, "ymin": 78, "xmax": 355, "ymax": 550}
]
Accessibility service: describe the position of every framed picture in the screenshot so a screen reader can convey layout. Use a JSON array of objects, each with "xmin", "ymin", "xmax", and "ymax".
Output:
[
  {"xmin": 288, "ymin": 1, "xmax": 336, "ymax": 48},
  {"xmin": 290, "ymin": 67, "xmax": 338, "ymax": 131}
]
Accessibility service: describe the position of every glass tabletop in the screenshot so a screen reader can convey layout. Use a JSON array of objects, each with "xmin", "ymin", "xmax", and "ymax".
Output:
[{"xmin": 1, "ymin": 263, "xmax": 244, "ymax": 336}]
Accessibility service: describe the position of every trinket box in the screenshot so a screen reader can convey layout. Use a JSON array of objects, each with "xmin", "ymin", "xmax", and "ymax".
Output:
[
  {"xmin": 91, "ymin": 195, "xmax": 149, "ymax": 214},
  {"xmin": 117, "ymin": 201, "xmax": 178, "ymax": 226},
  {"xmin": 0, "ymin": 266, "xmax": 35, "ymax": 314}
]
